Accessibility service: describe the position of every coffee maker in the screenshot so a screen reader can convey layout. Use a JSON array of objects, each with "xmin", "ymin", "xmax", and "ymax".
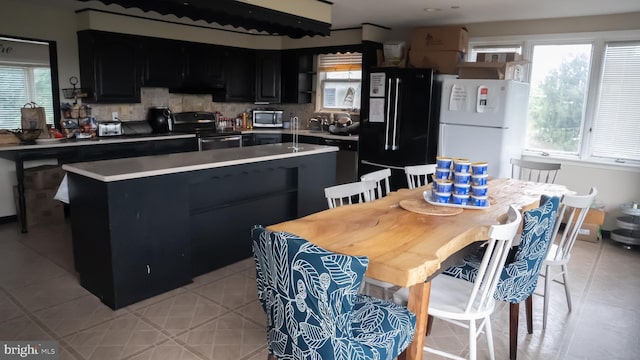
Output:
[{"xmin": 147, "ymin": 106, "xmax": 174, "ymax": 133}]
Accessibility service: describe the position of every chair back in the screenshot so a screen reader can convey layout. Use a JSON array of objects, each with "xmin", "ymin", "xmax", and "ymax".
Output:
[
  {"xmin": 404, "ymin": 164, "xmax": 437, "ymax": 189},
  {"xmin": 251, "ymin": 226, "xmax": 368, "ymax": 358},
  {"xmin": 361, "ymin": 168, "xmax": 391, "ymax": 199},
  {"xmin": 548, "ymin": 187, "xmax": 597, "ymax": 263},
  {"xmin": 510, "ymin": 158, "xmax": 561, "ymax": 184},
  {"xmin": 324, "ymin": 181, "xmax": 376, "ymax": 208},
  {"xmin": 495, "ymin": 195, "xmax": 560, "ymax": 303},
  {"xmin": 464, "ymin": 205, "xmax": 522, "ymax": 314}
]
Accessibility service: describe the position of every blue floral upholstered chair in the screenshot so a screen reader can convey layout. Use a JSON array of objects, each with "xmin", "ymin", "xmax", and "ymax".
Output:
[
  {"xmin": 443, "ymin": 195, "xmax": 560, "ymax": 360},
  {"xmin": 251, "ymin": 225, "xmax": 417, "ymax": 360}
]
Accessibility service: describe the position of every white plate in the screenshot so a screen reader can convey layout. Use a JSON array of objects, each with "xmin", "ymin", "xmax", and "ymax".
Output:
[
  {"xmin": 35, "ymin": 138, "xmax": 65, "ymax": 144},
  {"xmin": 423, "ymin": 191, "xmax": 490, "ymax": 210}
]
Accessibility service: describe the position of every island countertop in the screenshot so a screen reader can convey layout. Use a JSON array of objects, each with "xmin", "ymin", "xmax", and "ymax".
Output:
[{"xmin": 62, "ymin": 143, "xmax": 339, "ymax": 182}]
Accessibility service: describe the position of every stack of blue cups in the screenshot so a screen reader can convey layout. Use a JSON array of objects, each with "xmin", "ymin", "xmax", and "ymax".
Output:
[
  {"xmin": 451, "ymin": 158, "xmax": 471, "ymax": 205},
  {"xmin": 470, "ymin": 162, "xmax": 489, "ymax": 207}
]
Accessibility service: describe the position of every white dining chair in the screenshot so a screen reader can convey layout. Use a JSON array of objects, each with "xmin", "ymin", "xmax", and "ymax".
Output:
[
  {"xmin": 404, "ymin": 164, "xmax": 437, "ymax": 189},
  {"xmin": 360, "ymin": 168, "xmax": 391, "ymax": 200},
  {"xmin": 324, "ymin": 180, "xmax": 376, "ymax": 209},
  {"xmin": 327, "ymin": 177, "xmax": 395, "ymax": 299},
  {"xmin": 538, "ymin": 187, "xmax": 597, "ymax": 329},
  {"xmin": 394, "ymin": 205, "xmax": 522, "ymax": 360},
  {"xmin": 510, "ymin": 158, "xmax": 561, "ymax": 184}
]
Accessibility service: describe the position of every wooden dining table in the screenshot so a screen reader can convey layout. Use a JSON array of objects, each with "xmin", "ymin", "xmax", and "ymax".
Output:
[{"xmin": 268, "ymin": 178, "xmax": 571, "ymax": 360}]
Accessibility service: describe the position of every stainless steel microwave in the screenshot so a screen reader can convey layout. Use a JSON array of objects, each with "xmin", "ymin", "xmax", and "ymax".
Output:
[{"xmin": 252, "ymin": 110, "xmax": 284, "ymax": 128}]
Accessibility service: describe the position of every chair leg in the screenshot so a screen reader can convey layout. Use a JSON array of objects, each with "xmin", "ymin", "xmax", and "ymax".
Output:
[
  {"xmin": 543, "ymin": 265, "xmax": 551, "ymax": 329},
  {"xmin": 525, "ymin": 295, "xmax": 533, "ymax": 334},
  {"xmin": 510, "ymin": 302, "xmax": 519, "ymax": 360},
  {"xmin": 425, "ymin": 315, "xmax": 434, "ymax": 336},
  {"xmin": 468, "ymin": 319, "xmax": 477, "ymax": 360},
  {"xmin": 485, "ymin": 316, "xmax": 496, "ymax": 360},
  {"xmin": 562, "ymin": 264, "xmax": 573, "ymax": 312}
]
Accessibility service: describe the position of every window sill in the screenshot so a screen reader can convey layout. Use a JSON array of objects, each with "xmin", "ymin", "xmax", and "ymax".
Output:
[{"xmin": 521, "ymin": 151, "xmax": 640, "ymax": 173}]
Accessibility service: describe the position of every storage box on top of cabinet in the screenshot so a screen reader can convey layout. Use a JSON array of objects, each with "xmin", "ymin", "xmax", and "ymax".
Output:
[
  {"xmin": 409, "ymin": 50, "xmax": 465, "ymax": 74},
  {"xmin": 410, "ymin": 26, "xmax": 469, "ymax": 52},
  {"xmin": 457, "ymin": 61, "xmax": 529, "ymax": 81}
]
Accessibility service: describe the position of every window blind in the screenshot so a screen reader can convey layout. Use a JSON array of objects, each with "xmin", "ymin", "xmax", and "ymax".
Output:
[
  {"xmin": 591, "ymin": 42, "xmax": 640, "ymax": 162},
  {"xmin": 0, "ymin": 65, "xmax": 53, "ymax": 129},
  {"xmin": 0, "ymin": 66, "xmax": 28, "ymax": 129},
  {"xmin": 318, "ymin": 53, "xmax": 362, "ymax": 72}
]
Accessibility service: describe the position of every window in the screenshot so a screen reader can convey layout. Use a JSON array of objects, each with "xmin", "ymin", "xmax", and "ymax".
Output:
[
  {"xmin": 0, "ymin": 36, "xmax": 54, "ymax": 130},
  {"xmin": 590, "ymin": 42, "xmax": 640, "ymax": 162},
  {"xmin": 317, "ymin": 53, "xmax": 362, "ymax": 112},
  {"xmin": 526, "ymin": 44, "xmax": 592, "ymax": 155},
  {"xmin": 470, "ymin": 31, "xmax": 640, "ymax": 165}
]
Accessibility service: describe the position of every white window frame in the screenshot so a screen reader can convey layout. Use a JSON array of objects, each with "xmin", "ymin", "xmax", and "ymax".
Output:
[
  {"xmin": 469, "ymin": 30, "xmax": 640, "ymax": 169},
  {"xmin": 315, "ymin": 53, "xmax": 362, "ymax": 113}
]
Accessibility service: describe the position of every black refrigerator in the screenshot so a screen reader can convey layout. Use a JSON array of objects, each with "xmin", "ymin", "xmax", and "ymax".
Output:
[{"xmin": 358, "ymin": 68, "xmax": 441, "ymax": 190}]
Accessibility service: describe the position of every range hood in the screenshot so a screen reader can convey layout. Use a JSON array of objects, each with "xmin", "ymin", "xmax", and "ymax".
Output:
[{"xmin": 78, "ymin": 0, "xmax": 332, "ymax": 38}]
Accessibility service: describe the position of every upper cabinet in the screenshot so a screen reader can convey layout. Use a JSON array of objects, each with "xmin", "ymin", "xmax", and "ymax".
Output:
[
  {"xmin": 180, "ymin": 42, "xmax": 225, "ymax": 91},
  {"xmin": 255, "ymin": 50, "xmax": 281, "ymax": 104},
  {"xmin": 281, "ymin": 50, "xmax": 314, "ymax": 104},
  {"xmin": 77, "ymin": 30, "xmax": 142, "ymax": 103},
  {"xmin": 142, "ymin": 37, "xmax": 184, "ymax": 88},
  {"xmin": 77, "ymin": 30, "xmax": 293, "ymax": 104},
  {"xmin": 214, "ymin": 46, "xmax": 255, "ymax": 103}
]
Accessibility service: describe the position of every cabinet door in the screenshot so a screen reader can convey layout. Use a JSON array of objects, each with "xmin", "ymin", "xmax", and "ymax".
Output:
[
  {"xmin": 183, "ymin": 43, "xmax": 224, "ymax": 89},
  {"xmin": 78, "ymin": 30, "xmax": 142, "ymax": 103},
  {"xmin": 255, "ymin": 50, "xmax": 281, "ymax": 103},
  {"xmin": 220, "ymin": 47, "xmax": 255, "ymax": 102},
  {"xmin": 281, "ymin": 50, "xmax": 313, "ymax": 104},
  {"xmin": 142, "ymin": 38, "xmax": 184, "ymax": 88}
]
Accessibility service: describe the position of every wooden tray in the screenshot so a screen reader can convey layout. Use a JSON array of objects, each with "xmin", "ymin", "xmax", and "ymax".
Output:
[{"xmin": 399, "ymin": 199, "xmax": 463, "ymax": 216}]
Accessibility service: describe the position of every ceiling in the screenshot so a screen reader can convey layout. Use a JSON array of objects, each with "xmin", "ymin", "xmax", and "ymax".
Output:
[
  {"xmin": 23, "ymin": 0, "xmax": 640, "ymax": 34},
  {"xmin": 329, "ymin": 0, "xmax": 640, "ymax": 29}
]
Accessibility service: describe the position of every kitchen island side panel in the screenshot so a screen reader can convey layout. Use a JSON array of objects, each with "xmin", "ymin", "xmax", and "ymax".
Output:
[
  {"xmin": 68, "ymin": 150, "xmax": 336, "ymax": 308},
  {"xmin": 188, "ymin": 152, "xmax": 336, "ymax": 277},
  {"xmin": 68, "ymin": 172, "xmax": 192, "ymax": 310}
]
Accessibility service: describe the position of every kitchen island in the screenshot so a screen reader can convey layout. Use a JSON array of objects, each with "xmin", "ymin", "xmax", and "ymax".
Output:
[{"xmin": 63, "ymin": 143, "xmax": 338, "ymax": 309}]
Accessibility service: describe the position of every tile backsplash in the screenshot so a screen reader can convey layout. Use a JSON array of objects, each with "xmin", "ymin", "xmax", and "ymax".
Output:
[{"xmin": 84, "ymin": 87, "xmax": 316, "ymax": 128}]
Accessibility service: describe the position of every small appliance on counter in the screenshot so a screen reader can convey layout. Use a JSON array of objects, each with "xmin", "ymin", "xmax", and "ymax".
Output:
[
  {"xmin": 252, "ymin": 108, "xmax": 283, "ymax": 128},
  {"xmin": 97, "ymin": 121, "xmax": 123, "ymax": 137},
  {"xmin": 147, "ymin": 106, "xmax": 174, "ymax": 133},
  {"xmin": 121, "ymin": 120, "xmax": 153, "ymax": 135}
]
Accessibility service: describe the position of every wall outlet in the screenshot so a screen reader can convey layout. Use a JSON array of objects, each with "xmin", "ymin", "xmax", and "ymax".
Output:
[{"xmin": 111, "ymin": 112, "xmax": 118, "ymax": 121}]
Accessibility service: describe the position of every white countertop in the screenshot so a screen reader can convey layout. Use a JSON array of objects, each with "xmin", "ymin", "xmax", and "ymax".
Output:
[
  {"xmin": 0, "ymin": 133, "xmax": 195, "ymax": 151},
  {"xmin": 245, "ymin": 129, "xmax": 358, "ymax": 141},
  {"xmin": 62, "ymin": 143, "xmax": 339, "ymax": 182}
]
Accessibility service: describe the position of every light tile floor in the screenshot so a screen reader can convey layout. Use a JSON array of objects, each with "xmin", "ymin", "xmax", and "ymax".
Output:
[{"xmin": 0, "ymin": 220, "xmax": 639, "ymax": 360}]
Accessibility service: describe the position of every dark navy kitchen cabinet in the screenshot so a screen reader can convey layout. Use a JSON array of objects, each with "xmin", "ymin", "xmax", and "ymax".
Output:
[
  {"xmin": 217, "ymin": 47, "xmax": 255, "ymax": 102},
  {"xmin": 255, "ymin": 50, "xmax": 281, "ymax": 103},
  {"xmin": 78, "ymin": 30, "xmax": 142, "ymax": 103},
  {"xmin": 142, "ymin": 37, "xmax": 184, "ymax": 88}
]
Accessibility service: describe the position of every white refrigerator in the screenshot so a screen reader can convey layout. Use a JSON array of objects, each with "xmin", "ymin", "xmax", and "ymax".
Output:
[{"xmin": 438, "ymin": 79, "xmax": 530, "ymax": 179}]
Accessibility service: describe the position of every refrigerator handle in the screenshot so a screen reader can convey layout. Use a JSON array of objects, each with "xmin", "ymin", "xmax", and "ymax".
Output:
[
  {"xmin": 384, "ymin": 77, "xmax": 393, "ymax": 150},
  {"xmin": 391, "ymin": 77, "xmax": 401, "ymax": 150},
  {"xmin": 438, "ymin": 123, "xmax": 445, "ymax": 156}
]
